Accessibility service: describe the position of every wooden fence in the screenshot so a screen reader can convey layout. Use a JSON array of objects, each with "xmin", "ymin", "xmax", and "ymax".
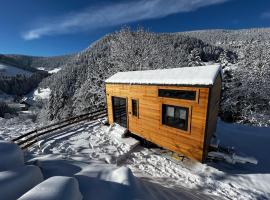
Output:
[{"xmin": 12, "ymin": 108, "xmax": 107, "ymax": 149}]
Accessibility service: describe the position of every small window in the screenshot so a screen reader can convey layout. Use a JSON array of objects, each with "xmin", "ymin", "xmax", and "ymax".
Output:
[
  {"xmin": 162, "ymin": 104, "xmax": 189, "ymax": 131},
  {"xmin": 158, "ymin": 89, "xmax": 196, "ymax": 100},
  {"xmin": 132, "ymin": 99, "xmax": 138, "ymax": 117}
]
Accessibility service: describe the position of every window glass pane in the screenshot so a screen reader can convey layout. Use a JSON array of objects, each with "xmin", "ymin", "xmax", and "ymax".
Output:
[
  {"xmin": 179, "ymin": 109, "xmax": 187, "ymax": 120},
  {"xmin": 132, "ymin": 99, "xmax": 138, "ymax": 117},
  {"xmin": 166, "ymin": 106, "xmax": 174, "ymax": 117},
  {"xmin": 158, "ymin": 89, "xmax": 196, "ymax": 100},
  {"xmin": 162, "ymin": 104, "xmax": 188, "ymax": 131}
]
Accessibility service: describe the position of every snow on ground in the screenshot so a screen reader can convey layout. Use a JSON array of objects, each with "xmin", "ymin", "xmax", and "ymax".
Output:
[
  {"xmin": 0, "ymin": 117, "xmax": 36, "ymax": 140},
  {"xmin": 21, "ymin": 119, "xmax": 269, "ymax": 200},
  {"xmin": 48, "ymin": 67, "xmax": 61, "ymax": 74},
  {"xmin": 0, "ymin": 140, "xmax": 24, "ymax": 171},
  {"xmin": 0, "ymin": 116, "xmax": 270, "ymax": 199},
  {"xmin": 29, "ymin": 120, "xmax": 139, "ymax": 165},
  {"xmin": 37, "ymin": 67, "xmax": 61, "ymax": 74},
  {"xmin": 33, "ymin": 88, "xmax": 51, "ymax": 100},
  {"xmin": 0, "ymin": 165, "xmax": 43, "ymax": 200},
  {"xmin": 26, "ymin": 154, "xmax": 212, "ymax": 200},
  {"xmin": 18, "ymin": 176, "xmax": 82, "ymax": 200},
  {"xmin": 0, "ymin": 63, "xmax": 32, "ymax": 77},
  {"xmin": 212, "ymin": 120, "xmax": 270, "ymax": 195}
]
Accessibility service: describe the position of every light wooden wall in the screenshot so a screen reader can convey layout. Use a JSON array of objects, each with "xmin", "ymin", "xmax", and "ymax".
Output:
[
  {"xmin": 203, "ymin": 75, "xmax": 222, "ymax": 161},
  {"xmin": 106, "ymin": 84, "xmax": 211, "ymax": 162}
]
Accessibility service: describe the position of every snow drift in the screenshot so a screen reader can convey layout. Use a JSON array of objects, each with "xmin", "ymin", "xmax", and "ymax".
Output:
[
  {"xmin": 0, "ymin": 165, "xmax": 43, "ymax": 200},
  {"xmin": 0, "ymin": 140, "xmax": 24, "ymax": 171},
  {"xmin": 18, "ymin": 176, "xmax": 82, "ymax": 200}
]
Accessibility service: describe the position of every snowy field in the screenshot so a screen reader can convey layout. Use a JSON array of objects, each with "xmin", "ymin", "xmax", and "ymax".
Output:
[
  {"xmin": 0, "ymin": 117, "xmax": 270, "ymax": 199},
  {"xmin": 0, "ymin": 63, "xmax": 32, "ymax": 77}
]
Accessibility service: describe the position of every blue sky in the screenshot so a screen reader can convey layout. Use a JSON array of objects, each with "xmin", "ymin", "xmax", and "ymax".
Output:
[{"xmin": 0, "ymin": 0, "xmax": 270, "ymax": 56}]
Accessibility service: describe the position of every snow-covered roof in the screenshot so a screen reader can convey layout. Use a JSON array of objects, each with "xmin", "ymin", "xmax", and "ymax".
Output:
[{"xmin": 105, "ymin": 64, "xmax": 221, "ymax": 86}]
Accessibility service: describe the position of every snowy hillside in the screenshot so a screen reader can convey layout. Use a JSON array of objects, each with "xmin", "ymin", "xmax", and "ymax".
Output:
[
  {"xmin": 0, "ymin": 53, "xmax": 72, "ymax": 98},
  {"xmin": 0, "ymin": 53, "xmax": 74, "ymax": 71},
  {"xmin": 0, "ymin": 63, "xmax": 32, "ymax": 77},
  {"xmin": 39, "ymin": 28, "xmax": 236, "ymax": 121},
  {"xmin": 36, "ymin": 28, "xmax": 269, "ymax": 126},
  {"xmin": 2, "ymin": 28, "xmax": 268, "ymax": 126},
  {"xmin": 180, "ymin": 28, "xmax": 270, "ymax": 126}
]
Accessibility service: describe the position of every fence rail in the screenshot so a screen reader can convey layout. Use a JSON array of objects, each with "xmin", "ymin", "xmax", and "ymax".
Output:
[{"xmin": 12, "ymin": 107, "xmax": 107, "ymax": 149}]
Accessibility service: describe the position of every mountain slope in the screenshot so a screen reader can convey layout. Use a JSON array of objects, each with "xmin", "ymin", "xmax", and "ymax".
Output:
[
  {"xmin": 0, "ymin": 61, "xmax": 48, "ymax": 96},
  {"xmin": 0, "ymin": 53, "xmax": 75, "ymax": 96},
  {"xmin": 0, "ymin": 54, "xmax": 74, "ymax": 71},
  {"xmin": 180, "ymin": 28, "xmax": 270, "ymax": 126},
  {"xmin": 39, "ymin": 28, "xmax": 236, "ymax": 121},
  {"xmin": 2, "ymin": 28, "xmax": 268, "ymax": 126},
  {"xmin": 0, "ymin": 63, "xmax": 32, "ymax": 77}
]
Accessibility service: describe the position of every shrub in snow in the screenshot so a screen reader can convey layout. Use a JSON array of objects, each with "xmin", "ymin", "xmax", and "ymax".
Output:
[
  {"xmin": 0, "ymin": 102, "xmax": 16, "ymax": 118},
  {"xmin": 0, "ymin": 140, "xmax": 24, "ymax": 171},
  {"xmin": 0, "ymin": 165, "xmax": 43, "ymax": 200},
  {"xmin": 18, "ymin": 176, "xmax": 82, "ymax": 200}
]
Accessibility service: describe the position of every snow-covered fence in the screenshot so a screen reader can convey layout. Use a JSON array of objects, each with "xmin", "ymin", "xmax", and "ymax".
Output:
[{"xmin": 12, "ymin": 107, "xmax": 107, "ymax": 149}]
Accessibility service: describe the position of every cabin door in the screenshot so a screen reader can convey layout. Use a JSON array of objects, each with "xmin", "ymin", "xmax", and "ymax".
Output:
[{"xmin": 112, "ymin": 96, "xmax": 127, "ymax": 128}]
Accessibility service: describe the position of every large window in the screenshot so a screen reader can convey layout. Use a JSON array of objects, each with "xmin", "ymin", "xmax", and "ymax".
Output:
[
  {"xmin": 158, "ymin": 89, "xmax": 196, "ymax": 100},
  {"xmin": 132, "ymin": 99, "xmax": 138, "ymax": 117},
  {"xmin": 162, "ymin": 104, "xmax": 189, "ymax": 131}
]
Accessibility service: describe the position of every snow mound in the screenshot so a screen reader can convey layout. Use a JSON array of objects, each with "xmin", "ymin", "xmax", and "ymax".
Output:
[
  {"xmin": 108, "ymin": 123, "xmax": 128, "ymax": 138},
  {"xmin": 0, "ymin": 165, "xmax": 43, "ymax": 200},
  {"xmin": 0, "ymin": 140, "xmax": 24, "ymax": 171},
  {"xmin": 28, "ymin": 155, "xmax": 211, "ymax": 200},
  {"xmin": 102, "ymin": 166, "xmax": 136, "ymax": 186},
  {"xmin": 18, "ymin": 176, "xmax": 82, "ymax": 200},
  {"xmin": 74, "ymin": 163, "xmax": 139, "ymax": 200},
  {"xmin": 27, "ymin": 156, "xmax": 141, "ymax": 200},
  {"xmin": 106, "ymin": 64, "xmax": 221, "ymax": 86}
]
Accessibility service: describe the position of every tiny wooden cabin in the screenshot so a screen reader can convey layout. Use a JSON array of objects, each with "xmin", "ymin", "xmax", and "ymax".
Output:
[{"xmin": 105, "ymin": 65, "xmax": 222, "ymax": 162}]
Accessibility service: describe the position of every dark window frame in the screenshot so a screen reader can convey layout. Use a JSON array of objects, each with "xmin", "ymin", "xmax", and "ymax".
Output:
[
  {"xmin": 131, "ymin": 99, "xmax": 139, "ymax": 118},
  {"xmin": 112, "ymin": 96, "xmax": 127, "ymax": 128},
  {"xmin": 158, "ymin": 89, "xmax": 196, "ymax": 101},
  {"xmin": 162, "ymin": 104, "xmax": 189, "ymax": 131}
]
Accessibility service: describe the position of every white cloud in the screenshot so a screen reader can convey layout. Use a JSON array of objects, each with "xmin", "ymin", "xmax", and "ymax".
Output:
[{"xmin": 22, "ymin": 0, "xmax": 230, "ymax": 40}]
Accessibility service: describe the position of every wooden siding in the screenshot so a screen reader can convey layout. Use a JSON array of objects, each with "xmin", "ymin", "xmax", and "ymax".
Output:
[
  {"xmin": 106, "ymin": 83, "xmax": 211, "ymax": 162},
  {"xmin": 203, "ymin": 74, "xmax": 222, "ymax": 162}
]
